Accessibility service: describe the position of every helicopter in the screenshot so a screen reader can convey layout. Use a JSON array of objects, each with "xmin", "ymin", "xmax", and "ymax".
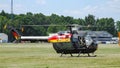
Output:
[
  {"xmin": 5, "ymin": 24, "xmax": 119, "ymax": 57},
  {"xmin": 47, "ymin": 25, "xmax": 98, "ymax": 57}
]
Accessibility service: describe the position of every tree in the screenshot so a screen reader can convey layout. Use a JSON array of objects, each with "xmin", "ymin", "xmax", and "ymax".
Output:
[
  {"xmin": 116, "ymin": 21, "xmax": 120, "ymax": 32},
  {"xmin": 0, "ymin": 11, "xmax": 119, "ymax": 40},
  {"xmin": 85, "ymin": 14, "xmax": 96, "ymax": 26},
  {"xmin": 0, "ymin": 16, "xmax": 8, "ymax": 32},
  {"xmin": 96, "ymin": 18, "xmax": 116, "ymax": 36}
]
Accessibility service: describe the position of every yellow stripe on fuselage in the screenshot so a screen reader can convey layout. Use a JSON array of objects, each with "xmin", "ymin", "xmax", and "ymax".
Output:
[{"xmin": 48, "ymin": 38, "xmax": 70, "ymax": 43}]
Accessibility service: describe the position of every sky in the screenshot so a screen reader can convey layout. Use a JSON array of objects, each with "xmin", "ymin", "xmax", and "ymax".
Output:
[{"xmin": 0, "ymin": 0, "xmax": 120, "ymax": 21}]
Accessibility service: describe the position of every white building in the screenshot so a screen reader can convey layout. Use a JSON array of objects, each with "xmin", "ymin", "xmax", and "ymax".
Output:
[{"xmin": 0, "ymin": 33, "xmax": 8, "ymax": 43}]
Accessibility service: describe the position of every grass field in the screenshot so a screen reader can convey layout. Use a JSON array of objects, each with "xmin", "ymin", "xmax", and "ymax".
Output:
[{"xmin": 0, "ymin": 43, "xmax": 120, "ymax": 68}]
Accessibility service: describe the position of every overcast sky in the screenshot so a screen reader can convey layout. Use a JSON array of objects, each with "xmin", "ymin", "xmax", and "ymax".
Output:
[{"xmin": 0, "ymin": 0, "xmax": 120, "ymax": 21}]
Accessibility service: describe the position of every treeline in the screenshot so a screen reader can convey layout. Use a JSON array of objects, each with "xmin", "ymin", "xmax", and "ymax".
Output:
[{"xmin": 0, "ymin": 10, "xmax": 120, "ymax": 40}]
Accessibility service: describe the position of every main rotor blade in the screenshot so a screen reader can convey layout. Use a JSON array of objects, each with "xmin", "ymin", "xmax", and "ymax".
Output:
[
  {"xmin": 21, "ymin": 24, "xmax": 114, "ymax": 28},
  {"xmin": 21, "ymin": 25, "xmax": 63, "ymax": 27}
]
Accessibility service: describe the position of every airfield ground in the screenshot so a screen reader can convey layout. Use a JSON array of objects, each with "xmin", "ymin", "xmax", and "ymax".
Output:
[{"xmin": 0, "ymin": 43, "xmax": 120, "ymax": 68}]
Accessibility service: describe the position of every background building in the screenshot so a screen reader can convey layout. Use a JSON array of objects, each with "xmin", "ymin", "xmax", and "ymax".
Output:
[{"xmin": 0, "ymin": 33, "xmax": 8, "ymax": 43}]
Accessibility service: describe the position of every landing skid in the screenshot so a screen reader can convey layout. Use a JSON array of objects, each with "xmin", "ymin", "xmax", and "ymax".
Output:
[
  {"xmin": 60, "ymin": 52, "xmax": 97, "ymax": 57},
  {"xmin": 87, "ymin": 53, "xmax": 97, "ymax": 57}
]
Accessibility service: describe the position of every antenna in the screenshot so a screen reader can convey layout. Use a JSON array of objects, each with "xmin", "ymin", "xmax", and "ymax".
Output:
[{"xmin": 11, "ymin": 0, "xmax": 14, "ymax": 21}]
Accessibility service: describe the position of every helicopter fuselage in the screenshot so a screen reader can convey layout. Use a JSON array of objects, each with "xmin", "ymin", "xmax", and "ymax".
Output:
[{"xmin": 48, "ymin": 30, "xmax": 98, "ymax": 57}]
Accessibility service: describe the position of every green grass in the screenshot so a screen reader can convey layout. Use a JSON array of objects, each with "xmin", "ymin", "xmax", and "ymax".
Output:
[{"xmin": 0, "ymin": 43, "xmax": 120, "ymax": 68}]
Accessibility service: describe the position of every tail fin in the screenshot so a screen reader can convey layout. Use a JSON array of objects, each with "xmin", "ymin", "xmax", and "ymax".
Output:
[
  {"xmin": 11, "ymin": 29, "xmax": 20, "ymax": 40},
  {"xmin": 118, "ymin": 32, "xmax": 120, "ymax": 46}
]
